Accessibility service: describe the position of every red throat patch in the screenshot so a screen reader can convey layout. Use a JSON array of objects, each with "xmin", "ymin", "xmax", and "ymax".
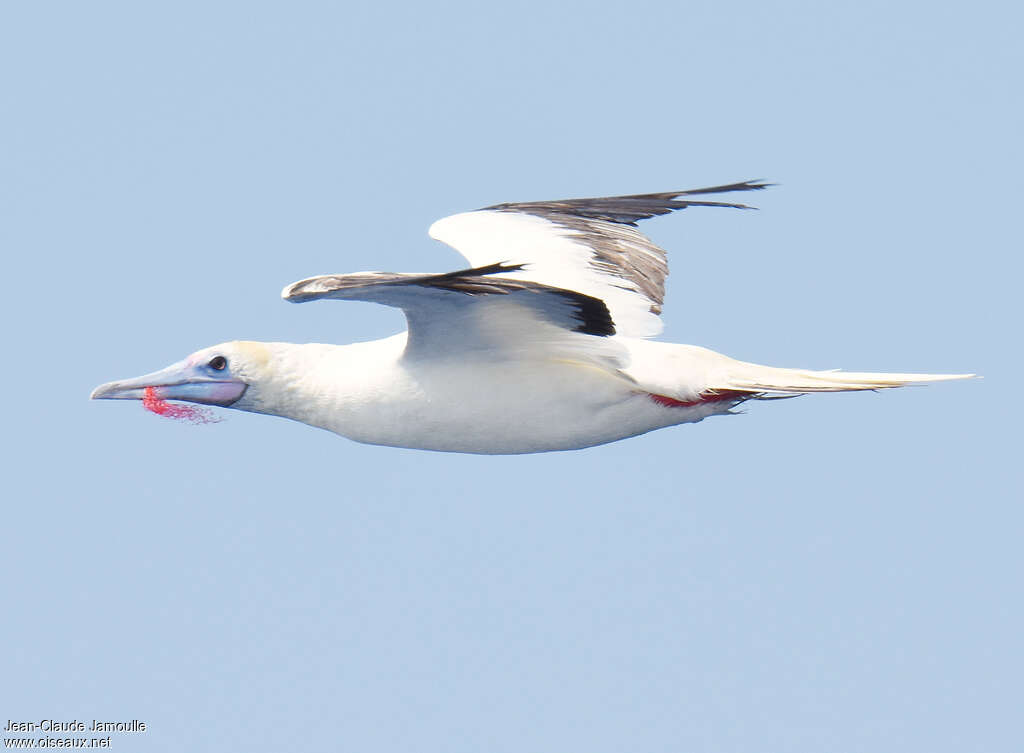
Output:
[{"xmin": 142, "ymin": 387, "xmax": 222, "ymax": 424}]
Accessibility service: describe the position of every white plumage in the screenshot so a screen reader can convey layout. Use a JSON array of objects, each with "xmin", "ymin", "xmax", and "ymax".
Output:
[
  {"xmin": 428, "ymin": 209, "xmax": 666, "ymax": 337},
  {"xmin": 92, "ymin": 182, "xmax": 972, "ymax": 454}
]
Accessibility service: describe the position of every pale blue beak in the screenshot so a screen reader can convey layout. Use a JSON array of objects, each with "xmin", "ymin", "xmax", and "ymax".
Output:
[{"xmin": 91, "ymin": 359, "xmax": 247, "ymax": 406}]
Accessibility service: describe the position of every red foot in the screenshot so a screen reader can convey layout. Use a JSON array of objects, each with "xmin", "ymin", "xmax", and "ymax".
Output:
[{"xmin": 648, "ymin": 390, "xmax": 748, "ymax": 408}]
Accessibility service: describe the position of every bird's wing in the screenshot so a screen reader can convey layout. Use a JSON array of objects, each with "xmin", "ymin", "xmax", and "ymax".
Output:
[
  {"xmin": 428, "ymin": 181, "xmax": 769, "ymax": 338},
  {"xmin": 282, "ymin": 263, "xmax": 628, "ymax": 369}
]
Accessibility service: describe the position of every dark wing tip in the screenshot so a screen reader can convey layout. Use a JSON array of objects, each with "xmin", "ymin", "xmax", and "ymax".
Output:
[
  {"xmin": 281, "ymin": 278, "xmax": 321, "ymax": 302},
  {"xmin": 282, "ymin": 272, "xmax": 398, "ymax": 303},
  {"xmin": 672, "ymin": 179, "xmax": 775, "ymax": 197},
  {"xmin": 486, "ymin": 180, "xmax": 775, "ymax": 225}
]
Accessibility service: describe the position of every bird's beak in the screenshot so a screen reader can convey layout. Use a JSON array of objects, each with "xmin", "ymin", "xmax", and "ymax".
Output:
[{"xmin": 91, "ymin": 360, "xmax": 247, "ymax": 406}]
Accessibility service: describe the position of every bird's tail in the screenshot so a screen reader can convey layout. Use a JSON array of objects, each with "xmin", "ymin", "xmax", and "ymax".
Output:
[{"xmin": 714, "ymin": 360, "xmax": 975, "ymax": 395}]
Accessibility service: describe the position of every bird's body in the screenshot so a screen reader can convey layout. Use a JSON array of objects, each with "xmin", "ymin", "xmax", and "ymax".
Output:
[
  {"xmin": 92, "ymin": 181, "xmax": 972, "ymax": 454},
  {"xmin": 221, "ymin": 336, "xmax": 721, "ymax": 454}
]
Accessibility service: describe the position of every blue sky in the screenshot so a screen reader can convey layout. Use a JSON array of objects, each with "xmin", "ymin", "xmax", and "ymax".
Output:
[{"xmin": 2, "ymin": 1, "xmax": 1021, "ymax": 751}]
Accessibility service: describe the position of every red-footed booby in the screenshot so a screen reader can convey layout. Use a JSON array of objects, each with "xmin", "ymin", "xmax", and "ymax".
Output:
[{"xmin": 91, "ymin": 182, "xmax": 972, "ymax": 454}]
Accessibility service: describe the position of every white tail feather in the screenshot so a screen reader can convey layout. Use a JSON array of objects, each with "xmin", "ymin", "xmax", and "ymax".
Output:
[{"xmin": 717, "ymin": 361, "xmax": 975, "ymax": 394}]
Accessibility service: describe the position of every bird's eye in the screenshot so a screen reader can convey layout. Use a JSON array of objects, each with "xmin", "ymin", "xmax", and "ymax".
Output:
[{"xmin": 208, "ymin": 356, "xmax": 228, "ymax": 371}]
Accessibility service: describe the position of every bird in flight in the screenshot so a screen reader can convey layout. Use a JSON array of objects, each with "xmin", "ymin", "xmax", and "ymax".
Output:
[{"xmin": 92, "ymin": 181, "xmax": 971, "ymax": 454}]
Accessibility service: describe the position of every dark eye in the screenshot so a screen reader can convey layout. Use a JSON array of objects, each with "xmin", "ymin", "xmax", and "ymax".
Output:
[{"xmin": 208, "ymin": 356, "xmax": 227, "ymax": 371}]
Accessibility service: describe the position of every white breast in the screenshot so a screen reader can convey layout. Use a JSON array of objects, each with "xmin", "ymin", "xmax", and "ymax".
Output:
[{"xmin": 249, "ymin": 336, "xmax": 725, "ymax": 454}]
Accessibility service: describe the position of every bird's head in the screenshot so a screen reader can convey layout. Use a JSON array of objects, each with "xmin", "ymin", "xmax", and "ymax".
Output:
[{"xmin": 90, "ymin": 341, "xmax": 275, "ymax": 414}]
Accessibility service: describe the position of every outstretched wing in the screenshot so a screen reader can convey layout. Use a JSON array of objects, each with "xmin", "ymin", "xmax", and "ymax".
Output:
[
  {"xmin": 428, "ymin": 181, "xmax": 769, "ymax": 338},
  {"xmin": 282, "ymin": 263, "xmax": 626, "ymax": 368}
]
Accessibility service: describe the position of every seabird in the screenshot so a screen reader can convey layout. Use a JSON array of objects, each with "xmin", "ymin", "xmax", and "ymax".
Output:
[{"xmin": 91, "ymin": 181, "xmax": 971, "ymax": 454}]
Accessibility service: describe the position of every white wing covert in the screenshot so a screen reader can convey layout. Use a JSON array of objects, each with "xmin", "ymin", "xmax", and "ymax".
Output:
[{"xmin": 429, "ymin": 181, "xmax": 768, "ymax": 338}]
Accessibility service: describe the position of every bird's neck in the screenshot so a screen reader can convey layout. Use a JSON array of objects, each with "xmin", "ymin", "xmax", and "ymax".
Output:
[{"xmin": 237, "ymin": 335, "xmax": 408, "ymax": 430}]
